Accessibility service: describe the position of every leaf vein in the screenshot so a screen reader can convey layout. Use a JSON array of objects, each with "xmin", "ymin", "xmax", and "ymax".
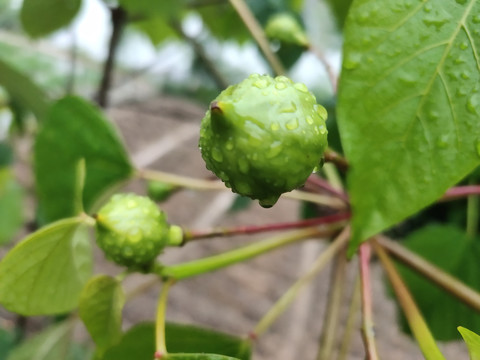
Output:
[{"xmin": 462, "ymin": 23, "xmax": 480, "ymax": 72}]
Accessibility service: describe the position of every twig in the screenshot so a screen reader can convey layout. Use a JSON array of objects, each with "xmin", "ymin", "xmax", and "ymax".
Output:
[
  {"xmin": 96, "ymin": 6, "xmax": 128, "ymax": 108},
  {"xmin": 376, "ymin": 235, "xmax": 480, "ymax": 312},
  {"xmin": 373, "ymin": 240, "xmax": 446, "ymax": 360},
  {"xmin": 337, "ymin": 273, "xmax": 361, "ymax": 360},
  {"xmin": 316, "ymin": 246, "xmax": 348, "ymax": 360},
  {"xmin": 441, "ymin": 185, "xmax": 480, "ymax": 201},
  {"xmin": 323, "ymin": 149, "xmax": 349, "ymax": 172},
  {"xmin": 359, "ymin": 243, "xmax": 379, "ymax": 360},
  {"xmin": 308, "ymin": 43, "xmax": 337, "ymax": 94},
  {"xmin": 228, "ymin": 0, "xmax": 285, "ymax": 75},
  {"xmin": 250, "ymin": 226, "xmax": 350, "ymax": 339},
  {"xmin": 307, "ymin": 175, "xmax": 349, "ymax": 202},
  {"xmin": 183, "ymin": 212, "xmax": 350, "ymax": 241},
  {"xmin": 170, "ymin": 20, "xmax": 229, "ymax": 90}
]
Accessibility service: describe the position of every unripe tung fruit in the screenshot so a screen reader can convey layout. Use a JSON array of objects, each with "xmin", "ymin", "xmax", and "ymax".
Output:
[
  {"xmin": 199, "ymin": 74, "xmax": 328, "ymax": 208},
  {"xmin": 265, "ymin": 13, "xmax": 309, "ymax": 47},
  {"xmin": 95, "ymin": 193, "xmax": 169, "ymax": 267}
]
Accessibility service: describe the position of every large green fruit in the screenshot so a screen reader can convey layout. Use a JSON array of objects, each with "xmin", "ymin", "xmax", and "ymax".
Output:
[
  {"xmin": 95, "ymin": 193, "xmax": 169, "ymax": 267},
  {"xmin": 199, "ymin": 74, "xmax": 328, "ymax": 208}
]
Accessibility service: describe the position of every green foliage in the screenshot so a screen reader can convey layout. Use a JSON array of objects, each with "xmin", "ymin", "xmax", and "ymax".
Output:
[
  {"xmin": 6, "ymin": 321, "xmax": 73, "ymax": 360},
  {"xmin": 101, "ymin": 322, "xmax": 250, "ymax": 360},
  {"xmin": 396, "ymin": 225, "xmax": 480, "ymax": 340},
  {"xmin": 324, "ymin": 0, "xmax": 353, "ymax": 28},
  {"xmin": 265, "ymin": 12, "xmax": 308, "ymax": 47},
  {"xmin": 338, "ymin": 0, "xmax": 480, "ymax": 253},
  {"xmin": 0, "ymin": 168, "xmax": 23, "ymax": 245},
  {"xmin": 79, "ymin": 275, "xmax": 125, "ymax": 354},
  {"xmin": 0, "ymin": 328, "xmax": 15, "ymax": 360},
  {"xmin": 0, "ymin": 57, "xmax": 49, "ymax": 120},
  {"xmin": 34, "ymin": 96, "xmax": 133, "ymax": 224},
  {"xmin": 147, "ymin": 180, "xmax": 177, "ymax": 202},
  {"xmin": 0, "ymin": 218, "xmax": 92, "ymax": 315},
  {"xmin": 459, "ymin": 327, "xmax": 480, "ymax": 360},
  {"xmin": 20, "ymin": 0, "xmax": 82, "ymax": 37}
]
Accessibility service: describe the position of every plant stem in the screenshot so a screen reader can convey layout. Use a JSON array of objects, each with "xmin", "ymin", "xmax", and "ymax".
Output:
[
  {"xmin": 306, "ymin": 175, "xmax": 349, "ymax": 202},
  {"xmin": 184, "ymin": 212, "xmax": 350, "ymax": 241},
  {"xmin": 358, "ymin": 243, "xmax": 379, "ymax": 360},
  {"xmin": 228, "ymin": 0, "xmax": 285, "ymax": 76},
  {"xmin": 376, "ymin": 236, "xmax": 480, "ymax": 312},
  {"xmin": 441, "ymin": 185, "xmax": 480, "ymax": 201},
  {"xmin": 466, "ymin": 179, "xmax": 479, "ymax": 239},
  {"xmin": 160, "ymin": 227, "xmax": 332, "ymax": 280},
  {"xmin": 308, "ymin": 43, "xmax": 337, "ymax": 94},
  {"xmin": 372, "ymin": 241, "xmax": 446, "ymax": 360},
  {"xmin": 96, "ymin": 6, "xmax": 128, "ymax": 108},
  {"xmin": 250, "ymin": 226, "xmax": 350, "ymax": 338},
  {"xmin": 337, "ymin": 274, "xmax": 361, "ymax": 360},
  {"xmin": 155, "ymin": 278, "xmax": 176, "ymax": 358},
  {"xmin": 170, "ymin": 20, "xmax": 229, "ymax": 90},
  {"xmin": 137, "ymin": 168, "xmax": 346, "ymax": 208},
  {"xmin": 316, "ymin": 247, "xmax": 347, "ymax": 360},
  {"xmin": 323, "ymin": 149, "xmax": 349, "ymax": 172}
]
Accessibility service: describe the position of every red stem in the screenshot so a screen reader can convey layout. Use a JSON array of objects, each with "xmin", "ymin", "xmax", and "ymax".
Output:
[
  {"xmin": 184, "ymin": 212, "xmax": 350, "ymax": 241},
  {"xmin": 306, "ymin": 175, "xmax": 349, "ymax": 203},
  {"xmin": 441, "ymin": 185, "xmax": 480, "ymax": 201}
]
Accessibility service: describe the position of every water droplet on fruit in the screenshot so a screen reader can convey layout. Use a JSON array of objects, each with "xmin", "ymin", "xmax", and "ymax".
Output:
[
  {"xmin": 456, "ymin": 0, "xmax": 467, "ymax": 4},
  {"xmin": 319, "ymin": 125, "xmax": 327, "ymax": 134},
  {"xmin": 238, "ymin": 158, "xmax": 249, "ymax": 174},
  {"xmin": 281, "ymin": 101, "xmax": 297, "ymax": 113},
  {"xmin": 306, "ymin": 116, "xmax": 314, "ymax": 125},
  {"xmin": 467, "ymin": 94, "xmax": 480, "ymax": 114},
  {"xmin": 212, "ymin": 147, "xmax": 223, "ymax": 162},
  {"xmin": 275, "ymin": 82, "xmax": 287, "ymax": 90},
  {"xmin": 235, "ymin": 182, "xmax": 252, "ymax": 195},
  {"xmin": 294, "ymin": 83, "xmax": 308, "ymax": 93},
  {"xmin": 286, "ymin": 118, "xmax": 299, "ymax": 130},
  {"xmin": 253, "ymin": 79, "xmax": 268, "ymax": 89},
  {"xmin": 271, "ymin": 122, "xmax": 280, "ymax": 131}
]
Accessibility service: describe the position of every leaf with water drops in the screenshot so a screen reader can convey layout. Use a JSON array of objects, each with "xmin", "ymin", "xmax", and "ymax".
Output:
[
  {"xmin": 0, "ymin": 218, "xmax": 93, "ymax": 315},
  {"xmin": 338, "ymin": 0, "xmax": 480, "ymax": 253}
]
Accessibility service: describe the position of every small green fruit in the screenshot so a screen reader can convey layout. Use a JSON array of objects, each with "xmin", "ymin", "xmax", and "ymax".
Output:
[
  {"xmin": 147, "ymin": 180, "xmax": 177, "ymax": 202},
  {"xmin": 95, "ymin": 193, "xmax": 169, "ymax": 267},
  {"xmin": 199, "ymin": 74, "xmax": 328, "ymax": 208},
  {"xmin": 265, "ymin": 13, "xmax": 309, "ymax": 47}
]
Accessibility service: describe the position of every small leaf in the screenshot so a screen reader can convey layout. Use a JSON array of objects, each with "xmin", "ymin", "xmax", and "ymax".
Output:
[
  {"xmin": 338, "ymin": 0, "xmax": 480, "ymax": 253},
  {"xmin": 0, "ymin": 57, "xmax": 49, "ymax": 120},
  {"xmin": 459, "ymin": 326, "xmax": 480, "ymax": 360},
  {"xmin": 101, "ymin": 323, "xmax": 250, "ymax": 360},
  {"xmin": 6, "ymin": 321, "xmax": 73, "ymax": 360},
  {"xmin": 34, "ymin": 96, "xmax": 133, "ymax": 224},
  {"xmin": 79, "ymin": 275, "xmax": 125, "ymax": 354},
  {"xmin": 0, "ymin": 218, "xmax": 93, "ymax": 315},
  {"xmin": 0, "ymin": 169, "xmax": 23, "ymax": 245},
  {"xmin": 20, "ymin": 0, "xmax": 82, "ymax": 37},
  {"xmin": 395, "ymin": 225, "xmax": 480, "ymax": 340}
]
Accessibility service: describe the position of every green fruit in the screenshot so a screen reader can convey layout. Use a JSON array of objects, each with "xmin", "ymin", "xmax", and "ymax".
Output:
[
  {"xmin": 265, "ymin": 13, "xmax": 309, "ymax": 47},
  {"xmin": 199, "ymin": 74, "xmax": 328, "ymax": 208},
  {"xmin": 147, "ymin": 180, "xmax": 177, "ymax": 202},
  {"xmin": 95, "ymin": 193, "xmax": 169, "ymax": 267}
]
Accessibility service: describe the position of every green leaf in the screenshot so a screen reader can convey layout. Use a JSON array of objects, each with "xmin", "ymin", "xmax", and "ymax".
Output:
[
  {"xmin": 459, "ymin": 326, "xmax": 480, "ymax": 360},
  {"xmin": 0, "ymin": 169, "xmax": 23, "ymax": 245},
  {"xmin": 396, "ymin": 225, "xmax": 480, "ymax": 340},
  {"xmin": 20, "ymin": 0, "xmax": 82, "ymax": 37},
  {"xmin": 0, "ymin": 328, "xmax": 15, "ymax": 360},
  {"xmin": 79, "ymin": 275, "xmax": 125, "ymax": 354},
  {"xmin": 0, "ymin": 57, "xmax": 49, "ymax": 119},
  {"xmin": 6, "ymin": 321, "xmax": 73, "ymax": 360},
  {"xmin": 0, "ymin": 218, "xmax": 93, "ymax": 315},
  {"xmin": 338, "ymin": 0, "xmax": 480, "ymax": 253},
  {"xmin": 34, "ymin": 96, "xmax": 133, "ymax": 223},
  {"xmin": 132, "ymin": 17, "xmax": 177, "ymax": 45},
  {"xmin": 101, "ymin": 323, "xmax": 250, "ymax": 360},
  {"xmin": 324, "ymin": 0, "xmax": 353, "ymax": 28}
]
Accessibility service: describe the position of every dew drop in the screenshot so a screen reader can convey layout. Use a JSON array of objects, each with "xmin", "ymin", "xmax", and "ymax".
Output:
[
  {"xmin": 286, "ymin": 118, "xmax": 299, "ymax": 130},
  {"xmin": 281, "ymin": 101, "xmax": 297, "ymax": 113},
  {"xmin": 306, "ymin": 116, "xmax": 314, "ymax": 125},
  {"xmin": 235, "ymin": 182, "xmax": 252, "ymax": 195},
  {"xmin": 271, "ymin": 122, "xmax": 280, "ymax": 131},
  {"xmin": 294, "ymin": 83, "xmax": 309, "ymax": 93},
  {"xmin": 212, "ymin": 147, "xmax": 223, "ymax": 162},
  {"xmin": 467, "ymin": 94, "xmax": 480, "ymax": 115},
  {"xmin": 253, "ymin": 79, "xmax": 268, "ymax": 89},
  {"xmin": 436, "ymin": 135, "xmax": 448, "ymax": 149},
  {"xmin": 275, "ymin": 82, "xmax": 287, "ymax": 90},
  {"xmin": 343, "ymin": 53, "xmax": 361, "ymax": 70},
  {"xmin": 315, "ymin": 105, "xmax": 328, "ymax": 119},
  {"xmin": 423, "ymin": 3, "xmax": 432, "ymax": 12},
  {"xmin": 455, "ymin": 0, "xmax": 467, "ymax": 4},
  {"xmin": 319, "ymin": 125, "xmax": 327, "ymax": 134},
  {"xmin": 461, "ymin": 71, "xmax": 471, "ymax": 80}
]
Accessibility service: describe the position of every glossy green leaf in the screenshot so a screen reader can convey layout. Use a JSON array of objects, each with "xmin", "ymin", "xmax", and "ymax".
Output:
[
  {"xmin": 0, "ymin": 218, "xmax": 93, "ymax": 315},
  {"xmin": 0, "ymin": 57, "xmax": 49, "ymax": 119},
  {"xmin": 459, "ymin": 327, "xmax": 480, "ymax": 360},
  {"xmin": 20, "ymin": 0, "xmax": 82, "ymax": 37},
  {"xmin": 0, "ymin": 169, "xmax": 23, "ymax": 245},
  {"xmin": 396, "ymin": 225, "xmax": 480, "ymax": 340},
  {"xmin": 6, "ymin": 321, "xmax": 73, "ymax": 360},
  {"xmin": 338, "ymin": 0, "xmax": 480, "ymax": 253},
  {"xmin": 34, "ymin": 96, "xmax": 133, "ymax": 223},
  {"xmin": 79, "ymin": 275, "xmax": 125, "ymax": 354},
  {"xmin": 101, "ymin": 322, "xmax": 250, "ymax": 360}
]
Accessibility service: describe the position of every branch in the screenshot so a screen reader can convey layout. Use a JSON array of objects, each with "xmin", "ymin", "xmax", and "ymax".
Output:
[
  {"xmin": 441, "ymin": 185, "xmax": 480, "ymax": 201},
  {"xmin": 373, "ymin": 240, "xmax": 446, "ymax": 360},
  {"xmin": 358, "ymin": 243, "xmax": 379, "ymax": 360},
  {"xmin": 183, "ymin": 212, "xmax": 350, "ymax": 241},
  {"xmin": 306, "ymin": 174, "xmax": 349, "ymax": 203},
  {"xmin": 96, "ymin": 6, "xmax": 128, "ymax": 108},
  {"xmin": 323, "ymin": 148, "xmax": 349, "ymax": 172},
  {"xmin": 228, "ymin": 0, "xmax": 285, "ymax": 75}
]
